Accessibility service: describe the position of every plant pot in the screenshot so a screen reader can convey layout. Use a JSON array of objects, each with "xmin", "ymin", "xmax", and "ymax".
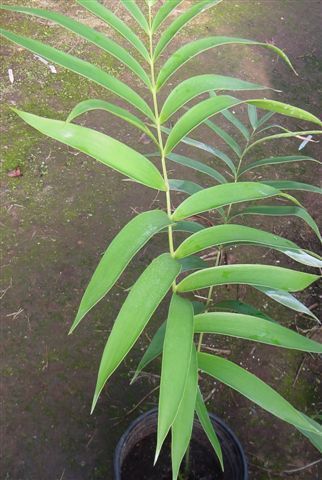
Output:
[{"xmin": 114, "ymin": 408, "xmax": 248, "ymax": 480}]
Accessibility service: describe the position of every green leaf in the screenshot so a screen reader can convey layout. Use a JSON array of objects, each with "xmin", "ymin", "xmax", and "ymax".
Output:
[
  {"xmin": 67, "ymin": 99, "xmax": 157, "ymax": 143},
  {"xmin": 247, "ymin": 104, "xmax": 258, "ymax": 130},
  {"xmin": 160, "ymin": 74, "xmax": 270, "ymax": 123},
  {"xmin": 174, "ymin": 224, "xmax": 322, "ymax": 268},
  {"xmin": 177, "ymin": 264, "xmax": 319, "ymax": 293},
  {"xmin": 178, "ymin": 256, "xmax": 208, "ymax": 273},
  {"xmin": 164, "ymin": 95, "xmax": 322, "ymax": 154},
  {"xmin": 157, "ymin": 37, "xmax": 296, "ymax": 89},
  {"xmin": 194, "ymin": 312, "xmax": 322, "ymax": 352},
  {"xmin": 172, "ymin": 221, "xmax": 206, "ymax": 234},
  {"xmin": 14, "ymin": 110, "xmax": 166, "ymax": 191},
  {"xmin": 204, "ymin": 119, "xmax": 242, "ymax": 157},
  {"xmin": 222, "ymin": 109, "xmax": 250, "ymax": 141},
  {"xmin": 169, "ymin": 179, "xmax": 203, "ymax": 196},
  {"xmin": 255, "ymin": 125, "xmax": 284, "ymax": 136},
  {"xmin": 240, "ymin": 155, "xmax": 320, "ymax": 175},
  {"xmin": 298, "ymin": 415, "xmax": 322, "ymax": 453},
  {"xmin": 171, "ymin": 347, "xmax": 198, "ymax": 480},
  {"xmin": 92, "ymin": 254, "xmax": 181, "ymax": 412},
  {"xmin": 255, "ymin": 287, "xmax": 319, "ymax": 322},
  {"xmin": 154, "ymin": 0, "xmax": 223, "ymax": 60},
  {"xmin": 120, "ymin": 0, "xmax": 149, "ymax": 34},
  {"xmin": 256, "ymin": 123, "xmax": 286, "ymax": 138},
  {"xmin": 161, "ymin": 126, "xmax": 236, "ymax": 175},
  {"xmin": 257, "ymin": 124, "xmax": 297, "ymax": 135},
  {"xmin": 198, "ymin": 353, "xmax": 320, "ymax": 434},
  {"xmin": 70, "ymin": 210, "xmax": 172, "ymax": 333},
  {"xmin": 279, "ymin": 250, "xmax": 322, "ymax": 268},
  {"xmin": 232, "ymin": 205, "xmax": 321, "ymax": 241},
  {"xmin": 214, "ymin": 300, "xmax": 274, "ymax": 322},
  {"xmin": 76, "ymin": 0, "xmax": 149, "ymax": 61},
  {"xmin": 152, "ymin": 0, "xmax": 184, "ymax": 33},
  {"xmin": 165, "ymin": 95, "xmax": 239, "ymax": 154},
  {"xmin": 166, "ymin": 153, "xmax": 227, "ymax": 184},
  {"xmin": 244, "ymin": 130, "xmax": 322, "ymax": 155},
  {"xmin": 131, "ymin": 322, "xmax": 166, "ymax": 384},
  {"xmin": 263, "ymin": 180, "xmax": 322, "ymax": 195},
  {"xmin": 247, "ymin": 99, "xmax": 322, "ymax": 126},
  {"xmin": 156, "ymin": 295, "xmax": 194, "ymax": 460},
  {"xmin": 0, "ymin": 28, "xmax": 154, "ymax": 120},
  {"xmin": 193, "ymin": 301, "xmax": 206, "ymax": 315},
  {"xmin": 263, "ymin": 124, "xmax": 309, "ymax": 135},
  {"xmin": 172, "ymin": 182, "xmax": 283, "ymax": 221},
  {"xmin": 0, "ymin": 5, "xmax": 151, "ymax": 87},
  {"xmin": 255, "ymin": 111, "xmax": 275, "ymax": 129},
  {"xmin": 195, "ymin": 388, "xmax": 223, "ymax": 469}
]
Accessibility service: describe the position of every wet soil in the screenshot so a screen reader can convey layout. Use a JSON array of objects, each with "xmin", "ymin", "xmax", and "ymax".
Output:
[
  {"xmin": 1, "ymin": 1, "xmax": 321, "ymax": 479},
  {"xmin": 122, "ymin": 436, "xmax": 223, "ymax": 480}
]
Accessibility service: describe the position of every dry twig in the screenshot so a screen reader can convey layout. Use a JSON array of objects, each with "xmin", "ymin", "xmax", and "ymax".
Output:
[
  {"xmin": 6, "ymin": 307, "xmax": 24, "ymax": 320},
  {"xmin": 0, "ymin": 278, "xmax": 12, "ymax": 299},
  {"xmin": 250, "ymin": 458, "xmax": 321, "ymax": 476},
  {"xmin": 113, "ymin": 386, "xmax": 159, "ymax": 425}
]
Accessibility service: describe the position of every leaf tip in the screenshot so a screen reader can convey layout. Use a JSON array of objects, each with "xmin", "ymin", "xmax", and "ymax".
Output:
[
  {"xmin": 90, "ymin": 391, "xmax": 99, "ymax": 415},
  {"xmin": 68, "ymin": 313, "xmax": 82, "ymax": 335},
  {"xmin": 219, "ymin": 453, "xmax": 224, "ymax": 472},
  {"xmin": 10, "ymin": 106, "xmax": 20, "ymax": 115},
  {"xmin": 153, "ymin": 447, "xmax": 161, "ymax": 466},
  {"xmin": 129, "ymin": 373, "xmax": 138, "ymax": 385}
]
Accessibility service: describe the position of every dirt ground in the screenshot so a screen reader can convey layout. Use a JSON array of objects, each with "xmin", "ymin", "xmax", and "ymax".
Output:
[{"xmin": 1, "ymin": 1, "xmax": 321, "ymax": 479}]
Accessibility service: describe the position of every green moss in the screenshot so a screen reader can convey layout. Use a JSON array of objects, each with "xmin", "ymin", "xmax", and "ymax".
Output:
[
  {"xmin": 279, "ymin": 350, "xmax": 316, "ymax": 409},
  {"xmin": 0, "ymin": 14, "xmax": 58, "ymax": 40},
  {"xmin": 1, "ymin": 14, "xmax": 123, "ymax": 178},
  {"xmin": 302, "ymin": 52, "xmax": 322, "ymax": 73},
  {"xmin": 1, "ymin": 122, "xmax": 38, "ymax": 173},
  {"xmin": 185, "ymin": 0, "xmax": 274, "ymax": 36},
  {"xmin": 1, "ymin": 366, "xmax": 15, "ymax": 377}
]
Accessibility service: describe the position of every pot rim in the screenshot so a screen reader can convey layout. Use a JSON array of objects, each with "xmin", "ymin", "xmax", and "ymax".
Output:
[{"xmin": 114, "ymin": 407, "xmax": 248, "ymax": 480}]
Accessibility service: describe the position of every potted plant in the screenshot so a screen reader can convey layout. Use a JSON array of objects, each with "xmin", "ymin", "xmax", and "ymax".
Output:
[{"xmin": 1, "ymin": 1, "xmax": 321, "ymax": 478}]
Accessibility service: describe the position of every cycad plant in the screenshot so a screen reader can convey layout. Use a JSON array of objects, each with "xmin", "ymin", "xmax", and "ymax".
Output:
[{"xmin": 1, "ymin": 0, "xmax": 322, "ymax": 477}]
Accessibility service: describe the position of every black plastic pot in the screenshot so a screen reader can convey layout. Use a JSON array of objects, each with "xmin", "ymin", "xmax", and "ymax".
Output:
[{"xmin": 114, "ymin": 408, "xmax": 248, "ymax": 479}]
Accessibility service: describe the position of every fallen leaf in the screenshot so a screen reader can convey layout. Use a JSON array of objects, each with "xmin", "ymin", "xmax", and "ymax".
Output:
[
  {"xmin": 8, "ymin": 68, "xmax": 14, "ymax": 84},
  {"xmin": 49, "ymin": 65, "xmax": 57, "ymax": 74},
  {"xmin": 298, "ymin": 135, "xmax": 313, "ymax": 150},
  {"xmin": 7, "ymin": 167, "xmax": 22, "ymax": 178}
]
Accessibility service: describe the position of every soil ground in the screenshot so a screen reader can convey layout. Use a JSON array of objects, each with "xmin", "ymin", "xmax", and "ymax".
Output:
[{"xmin": 1, "ymin": 1, "xmax": 321, "ymax": 479}]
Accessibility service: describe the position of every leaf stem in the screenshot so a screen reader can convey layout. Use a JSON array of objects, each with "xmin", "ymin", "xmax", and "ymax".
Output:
[
  {"xmin": 148, "ymin": 6, "xmax": 176, "ymax": 282},
  {"xmin": 226, "ymin": 127, "xmax": 258, "ymax": 222}
]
